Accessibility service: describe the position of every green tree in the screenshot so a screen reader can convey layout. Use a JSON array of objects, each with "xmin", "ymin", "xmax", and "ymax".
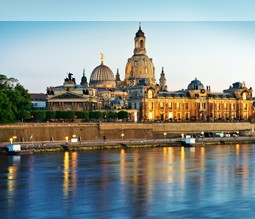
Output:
[
  {"xmin": 55, "ymin": 110, "xmax": 63, "ymax": 119},
  {"xmin": 46, "ymin": 111, "xmax": 56, "ymax": 120},
  {"xmin": 31, "ymin": 110, "xmax": 46, "ymax": 121},
  {"xmin": 63, "ymin": 111, "xmax": 75, "ymax": 120},
  {"xmin": 0, "ymin": 74, "xmax": 31, "ymax": 123},
  {"xmin": 89, "ymin": 111, "xmax": 103, "ymax": 120},
  {"xmin": 102, "ymin": 111, "xmax": 108, "ymax": 120},
  {"xmin": 108, "ymin": 111, "xmax": 118, "ymax": 120},
  {"xmin": 0, "ymin": 92, "xmax": 15, "ymax": 123},
  {"xmin": 117, "ymin": 110, "xmax": 129, "ymax": 121},
  {"xmin": 75, "ymin": 111, "xmax": 89, "ymax": 119}
]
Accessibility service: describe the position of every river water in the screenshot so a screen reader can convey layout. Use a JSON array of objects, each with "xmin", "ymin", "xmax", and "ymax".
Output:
[{"xmin": 1, "ymin": 144, "xmax": 255, "ymax": 219}]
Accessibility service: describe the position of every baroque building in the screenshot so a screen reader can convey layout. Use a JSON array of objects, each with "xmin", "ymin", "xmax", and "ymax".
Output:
[
  {"xmin": 128, "ymin": 77, "xmax": 254, "ymax": 121},
  {"xmin": 124, "ymin": 24, "xmax": 156, "ymax": 88},
  {"xmin": 47, "ymin": 72, "xmax": 99, "ymax": 111},
  {"xmin": 46, "ymin": 24, "xmax": 254, "ymax": 121}
]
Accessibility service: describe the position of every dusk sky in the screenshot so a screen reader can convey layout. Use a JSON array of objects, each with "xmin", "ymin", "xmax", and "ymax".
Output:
[{"xmin": 1, "ymin": 0, "xmax": 255, "ymax": 94}]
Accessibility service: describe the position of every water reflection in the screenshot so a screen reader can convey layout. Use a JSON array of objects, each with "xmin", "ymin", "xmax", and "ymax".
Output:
[
  {"xmin": 63, "ymin": 152, "xmax": 78, "ymax": 198},
  {"xmin": 1, "ymin": 144, "xmax": 255, "ymax": 218}
]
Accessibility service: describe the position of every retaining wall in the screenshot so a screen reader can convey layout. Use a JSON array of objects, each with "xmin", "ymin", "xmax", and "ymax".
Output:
[{"xmin": 0, "ymin": 122, "xmax": 254, "ymax": 143}]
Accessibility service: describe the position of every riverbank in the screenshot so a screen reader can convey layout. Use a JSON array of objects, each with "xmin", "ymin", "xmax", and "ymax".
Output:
[
  {"xmin": 1, "ymin": 136, "xmax": 255, "ymax": 153},
  {"xmin": 1, "ymin": 122, "xmax": 254, "ymax": 143}
]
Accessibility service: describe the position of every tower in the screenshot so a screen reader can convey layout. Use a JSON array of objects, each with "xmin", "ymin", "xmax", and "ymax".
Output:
[
  {"xmin": 134, "ymin": 23, "xmax": 146, "ymax": 55},
  {"xmin": 80, "ymin": 68, "xmax": 88, "ymax": 87},
  {"xmin": 125, "ymin": 24, "xmax": 155, "ymax": 86},
  {"xmin": 159, "ymin": 67, "xmax": 167, "ymax": 91}
]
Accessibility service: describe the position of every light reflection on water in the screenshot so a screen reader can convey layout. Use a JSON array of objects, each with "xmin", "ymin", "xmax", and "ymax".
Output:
[{"xmin": 1, "ymin": 144, "xmax": 255, "ymax": 218}]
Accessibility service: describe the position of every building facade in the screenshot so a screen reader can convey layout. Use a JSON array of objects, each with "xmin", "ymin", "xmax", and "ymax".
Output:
[
  {"xmin": 128, "ymin": 78, "xmax": 254, "ymax": 121},
  {"xmin": 46, "ymin": 25, "xmax": 254, "ymax": 121}
]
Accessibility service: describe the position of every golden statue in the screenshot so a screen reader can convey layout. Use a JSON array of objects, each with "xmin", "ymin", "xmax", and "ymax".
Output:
[
  {"xmin": 101, "ymin": 52, "xmax": 104, "ymax": 64},
  {"xmin": 149, "ymin": 78, "xmax": 153, "ymax": 85},
  {"xmin": 243, "ymin": 81, "xmax": 246, "ymax": 88}
]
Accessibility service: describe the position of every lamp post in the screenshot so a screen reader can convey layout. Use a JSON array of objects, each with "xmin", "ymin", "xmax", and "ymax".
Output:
[
  {"xmin": 65, "ymin": 136, "xmax": 69, "ymax": 145},
  {"xmin": 164, "ymin": 132, "xmax": 167, "ymax": 139},
  {"xmin": 121, "ymin": 133, "xmax": 125, "ymax": 141},
  {"xmin": 10, "ymin": 138, "xmax": 13, "ymax": 144},
  {"xmin": 13, "ymin": 136, "xmax": 17, "ymax": 142}
]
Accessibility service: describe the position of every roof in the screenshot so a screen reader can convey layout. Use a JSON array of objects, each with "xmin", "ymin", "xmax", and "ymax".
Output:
[
  {"xmin": 30, "ymin": 93, "xmax": 47, "ymax": 101},
  {"xmin": 159, "ymin": 91, "xmax": 190, "ymax": 98}
]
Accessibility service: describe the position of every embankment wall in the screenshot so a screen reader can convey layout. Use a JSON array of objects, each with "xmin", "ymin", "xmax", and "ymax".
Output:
[{"xmin": 0, "ymin": 122, "xmax": 254, "ymax": 143}]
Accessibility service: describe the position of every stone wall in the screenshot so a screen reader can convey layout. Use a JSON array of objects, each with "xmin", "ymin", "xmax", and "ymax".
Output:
[{"xmin": 0, "ymin": 122, "xmax": 254, "ymax": 143}]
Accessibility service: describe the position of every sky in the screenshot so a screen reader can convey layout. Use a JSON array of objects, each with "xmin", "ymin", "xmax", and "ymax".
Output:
[{"xmin": 1, "ymin": 1, "xmax": 255, "ymax": 94}]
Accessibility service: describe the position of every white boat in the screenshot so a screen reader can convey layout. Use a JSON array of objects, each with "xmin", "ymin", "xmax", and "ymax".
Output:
[
  {"xmin": 181, "ymin": 136, "xmax": 196, "ymax": 147},
  {"xmin": 5, "ymin": 144, "xmax": 33, "ymax": 155}
]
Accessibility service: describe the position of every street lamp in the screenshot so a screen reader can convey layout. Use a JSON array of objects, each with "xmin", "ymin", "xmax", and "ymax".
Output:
[
  {"xmin": 13, "ymin": 136, "xmax": 17, "ymax": 142},
  {"xmin": 10, "ymin": 138, "xmax": 13, "ymax": 144},
  {"xmin": 65, "ymin": 136, "xmax": 69, "ymax": 145},
  {"xmin": 164, "ymin": 132, "xmax": 167, "ymax": 139},
  {"xmin": 121, "ymin": 133, "xmax": 125, "ymax": 141}
]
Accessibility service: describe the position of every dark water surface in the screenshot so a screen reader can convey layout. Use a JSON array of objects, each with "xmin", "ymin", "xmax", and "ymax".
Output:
[{"xmin": 1, "ymin": 144, "xmax": 255, "ymax": 219}]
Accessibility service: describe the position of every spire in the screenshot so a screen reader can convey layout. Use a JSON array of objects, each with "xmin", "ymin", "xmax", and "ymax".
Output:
[
  {"xmin": 159, "ymin": 67, "xmax": 167, "ymax": 91},
  {"xmin": 83, "ymin": 68, "xmax": 85, "ymax": 76},
  {"xmin": 115, "ymin": 68, "xmax": 121, "ymax": 81},
  {"xmin": 139, "ymin": 22, "xmax": 141, "ymax": 30}
]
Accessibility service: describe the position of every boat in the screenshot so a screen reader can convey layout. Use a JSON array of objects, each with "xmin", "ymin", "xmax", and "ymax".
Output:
[
  {"xmin": 5, "ymin": 144, "xmax": 33, "ymax": 155},
  {"xmin": 61, "ymin": 144, "xmax": 71, "ymax": 151},
  {"xmin": 181, "ymin": 136, "xmax": 196, "ymax": 147}
]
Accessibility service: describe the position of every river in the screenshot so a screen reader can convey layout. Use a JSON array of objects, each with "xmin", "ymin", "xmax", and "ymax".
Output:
[{"xmin": 1, "ymin": 144, "xmax": 255, "ymax": 218}]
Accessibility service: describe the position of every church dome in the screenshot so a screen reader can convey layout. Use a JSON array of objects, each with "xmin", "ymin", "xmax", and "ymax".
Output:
[
  {"xmin": 187, "ymin": 78, "xmax": 204, "ymax": 90},
  {"xmin": 90, "ymin": 63, "xmax": 115, "ymax": 88},
  {"xmin": 125, "ymin": 54, "xmax": 155, "ymax": 82}
]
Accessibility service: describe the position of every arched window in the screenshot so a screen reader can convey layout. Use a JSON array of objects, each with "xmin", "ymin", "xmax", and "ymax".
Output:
[
  {"xmin": 148, "ymin": 90, "xmax": 153, "ymax": 98},
  {"xmin": 242, "ymin": 92, "xmax": 247, "ymax": 100},
  {"xmin": 140, "ymin": 40, "xmax": 144, "ymax": 48}
]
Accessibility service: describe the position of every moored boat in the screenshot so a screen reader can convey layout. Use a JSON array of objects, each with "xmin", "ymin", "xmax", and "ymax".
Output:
[{"xmin": 5, "ymin": 144, "xmax": 33, "ymax": 155}]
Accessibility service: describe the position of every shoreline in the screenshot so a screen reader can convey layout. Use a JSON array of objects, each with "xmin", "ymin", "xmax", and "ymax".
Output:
[{"xmin": 1, "ymin": 136, "xmax": 255, "ymax": 153}]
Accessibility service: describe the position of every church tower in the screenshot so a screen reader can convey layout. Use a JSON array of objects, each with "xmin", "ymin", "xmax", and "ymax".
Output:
[
  {"xmin": 159, "ymin": 67, "xmax": 168, "ymax": 91},
  {"xmin": 134, "ymin": 23, "xmax": 146, "ymax": 55},
  {"xmin": 80, "ymin": 68, "xmax": 88, "ymax": 87},
  {"xmin": 125, "ymin": 24, "xmax": 155, "ymax": 87}
]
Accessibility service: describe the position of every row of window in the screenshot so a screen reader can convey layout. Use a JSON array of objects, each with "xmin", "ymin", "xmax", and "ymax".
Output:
[{"xmin": 154, "ymin": 102, "xmax": 249, "ymax": 110}]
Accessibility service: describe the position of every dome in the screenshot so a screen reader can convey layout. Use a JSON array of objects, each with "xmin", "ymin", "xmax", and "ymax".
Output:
[
  {"xmin": 136, "ymin": 27, "xmax": 145, "ymax": 37},
  {"xmin": 90, "ymin": 64, "xmax": 115, "ymax": 88},
  {"xmin": 125, "ymin": 54, "xmax": 155, "ymax": 83},
  {"xmin": 187, "ymin": 78, "xmax": 204, "ymax": 90}
]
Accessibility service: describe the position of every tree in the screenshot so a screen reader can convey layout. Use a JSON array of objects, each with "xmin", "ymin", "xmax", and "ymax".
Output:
[
  {"xmin": 63, "ymin": 111, "xmax": 75, "ymax": 120},
  {"xmin": 45, "ymin": 111, "xmax": 56, "ymax": 120},
  {"xmin": 0, "ymin": 74, "xmax": 31, "ymax": 123},
  {"xmin": 89, "ymin": 111, "xmax": 103, "ymax": 120},
  {"xmin": 75, "ymin": 111, "xmax": 89, "ymax": 119},
  {"xmin": 108, "ymin": 111, "xmax": 118, "ymax": 120},
  {"xmin": 0, "ymin": 92, "xmax": 15, "ymax": 123},
  {"xmin": 31, "ymin": 110, "xmax": 46, "ymax": 122},
  {"xmin": 117, "ymin": 110, "xmax": 129, "ymax": 121}
]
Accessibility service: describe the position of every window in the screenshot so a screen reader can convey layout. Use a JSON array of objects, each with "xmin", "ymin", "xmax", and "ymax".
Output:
[
  {"xmin": 140, "ymin": 40, "xmax": 144, "ymax": 48},
  {"xmin": 243, "ymin": 103, "xmax": 247, "ymax": 110},
  {"xmin": 185, "ymin": 103, "xmax": 189, "ymax": 110},
  {"xmin": 169, "ymin": 103, "xmax": 172, "ymax": 109},
  {"xmin": 232, "ymin": 103, "xmax": 236, "ymax": 110},
  {"xmin": 148, "ymin": 90, "xmax": 153, "ymax": 99},
  {"xmin": 177, "ymin": 103, "xmax": 180, "ymax": 110},
  {"xmin": 203, "ymin": 103, "xmax": 206, "ymax": 109}
]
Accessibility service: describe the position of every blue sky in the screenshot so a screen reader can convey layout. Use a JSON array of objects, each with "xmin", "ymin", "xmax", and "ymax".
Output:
[{"xmin": 1, "ymin": 1, "xmax": 255, "ymax": 93}]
